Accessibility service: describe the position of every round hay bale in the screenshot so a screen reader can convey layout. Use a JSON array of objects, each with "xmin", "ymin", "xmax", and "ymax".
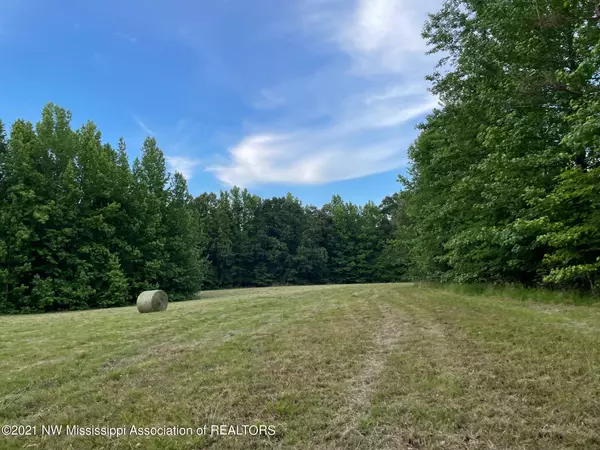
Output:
[{"xmin": 137, "ymin": 290, "xmax": 168, "ymax": 313}]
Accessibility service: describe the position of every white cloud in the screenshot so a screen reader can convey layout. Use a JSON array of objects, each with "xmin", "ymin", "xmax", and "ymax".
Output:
[
  {"xmin": 208, "ymin": 133, "xmax": 411, "ymax": 186},
  {"xmin": 333, "ymin": 94, "xmax": 438, "ymax": 134},
  {"xmin": 253, "ymin": 89, "xmax": 287, "ymax": 110},
  {"xmin": 115, "ymin": 32, "xmax": 138, "ymax": 44},
  {"xmin": 364, "ymin": 83, "xmax": 428, "ymax": 105},
  {"xmin": 133, "ymin": 115, "xmax": 155, "ymax": 136},
  {"xmin": 208, "ymin": 91, "xmax": 434, "ymax": 186},
  {"xmin": 166, "ymin": 156, "xmax": 201, "ymax": 180},
  {"xmin": 211, "ymin": 0, "xmax": 441, "ymax": 187},
  {"xmin": 338, "ymin": 0, "xmax": 437, "ymax": 74},
  {"xmin": 132, "ymin": 116, "xmax": 202, "ymax": 180}
]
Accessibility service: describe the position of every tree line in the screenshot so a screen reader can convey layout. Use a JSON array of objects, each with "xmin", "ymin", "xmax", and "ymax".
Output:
[
  {"xmin": 196, "ymin": 190, "xmax": 403, "ymax": 289},
  {"xmin": 397, "ymin": 0, "xmax": 600, "ymax": 292},
  {"xmin": 0, "ymin": 105, "xmax": 403, "ymax": 313}
]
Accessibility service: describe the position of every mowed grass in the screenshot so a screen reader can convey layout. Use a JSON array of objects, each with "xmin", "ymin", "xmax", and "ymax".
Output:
[{"xmin": 1, "ymin": 284, "xmax": 600, "ymax": 449}]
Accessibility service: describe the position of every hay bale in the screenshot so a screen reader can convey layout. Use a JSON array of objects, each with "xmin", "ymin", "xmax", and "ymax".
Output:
[{"xmin": 137, "ymin": 290, "xmax": 168, "ymax": 313}]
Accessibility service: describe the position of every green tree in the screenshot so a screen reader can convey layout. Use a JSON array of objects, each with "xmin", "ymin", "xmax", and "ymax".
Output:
[
  {"xmin": 536, "ymin": 3, "xmax": 600, "ymax": 292},
  {"xmin": 161, "ymin": 172, "xmax": 208, "ymax": 298},
  {"xmin": 400, "ymin": 0, "xmax": 598, "ymax": 288},
  {"xmin": 1, "ymin": 105, "xmax": 209, "ymax": 312},
  {"xmin": 130, "ymin": 137, "xmax": 170, "ymax": 291}
]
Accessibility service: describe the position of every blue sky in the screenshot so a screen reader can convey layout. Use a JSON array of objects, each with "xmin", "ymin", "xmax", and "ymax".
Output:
[{"xmin": 0, "ymin": 0, "xmax": 441, "ymax": 206}]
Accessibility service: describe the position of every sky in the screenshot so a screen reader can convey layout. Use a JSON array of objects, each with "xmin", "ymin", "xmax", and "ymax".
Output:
[{"xmin": 0, "ymin": 0, "xmax": 442, "ymax": 207}]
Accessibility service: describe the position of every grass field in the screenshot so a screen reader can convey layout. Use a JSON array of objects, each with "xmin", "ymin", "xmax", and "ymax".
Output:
[{"xmin": 1, "ymin": 284, "xmax": 600, "ymax": 449}]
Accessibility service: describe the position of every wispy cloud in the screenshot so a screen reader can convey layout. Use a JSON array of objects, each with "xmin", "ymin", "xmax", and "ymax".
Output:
[
  {"xmin": 209, "ymin": 134, "xmax": 412, "ymax": 186},
  {"xmin": 212, "ymin": 0, "xmax": 440, "ymax": 187},
  {"xmin": 133, "ymin": 115, "xmax": 155, "ymax": 137},
  {"xmin": 166, "ymin": 156, "xmax": 202, "ymax": 180},
  {"xmin": 364, "ymin": 83, "xmax": 429, "ymax": 105},
  {"xmin": 253, "ymin": 89, "xmax": 287, "ymax": 110},
  {"xmin": 209, "ymin": 89, "xmax": 436, "ymax": 186},
  {"xmin": 115, "ymin": 32, "xmax": 138, "ymax": 44},
  {"xmin": 134, "ymin": 117, "xmax": 203, "ymax": 180},
  {"xmin": 337, "ymin": 0, "xmax": 436, "ymax": 74}
]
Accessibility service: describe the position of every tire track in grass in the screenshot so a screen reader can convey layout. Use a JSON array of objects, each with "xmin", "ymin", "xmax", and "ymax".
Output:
[
  {"xmin": 368, "ymin": 287, "xmax": 600, "ymax": 450},
  {"xmin": 334, "ymin": 289, "xmax": 411, "ymax": 447},
  {"xmin": 333, "ymin": 286, "xmax": 493, "ymax": 449}
]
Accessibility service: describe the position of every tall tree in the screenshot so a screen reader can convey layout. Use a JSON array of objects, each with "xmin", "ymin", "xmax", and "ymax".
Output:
[
  {"xmin": 161, "ymin": 172, "xmax": 208, "ymax": 298},
  {"xmin": 536, "ymin": 2, "xmax": 600, "ymax": 292},
  {"xmin": 400, "ymin": 0, "xmax": 600, "ymax": 290},
  {"xmin": 0, "ymin": 105, "xmax": 210, "ymax": 312},
  {"xmin": 130, "ymin": 137, "xmax": 170, "ymax": 291}
]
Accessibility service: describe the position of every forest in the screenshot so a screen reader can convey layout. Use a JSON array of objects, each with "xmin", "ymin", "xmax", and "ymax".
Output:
[
  {"xmin": 0, "ymin": 107, "xmax": 404, "ymax": 313},
  {"xmin": 1, "ymin": 0, "xmax": 599, "ymax": 313}
]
